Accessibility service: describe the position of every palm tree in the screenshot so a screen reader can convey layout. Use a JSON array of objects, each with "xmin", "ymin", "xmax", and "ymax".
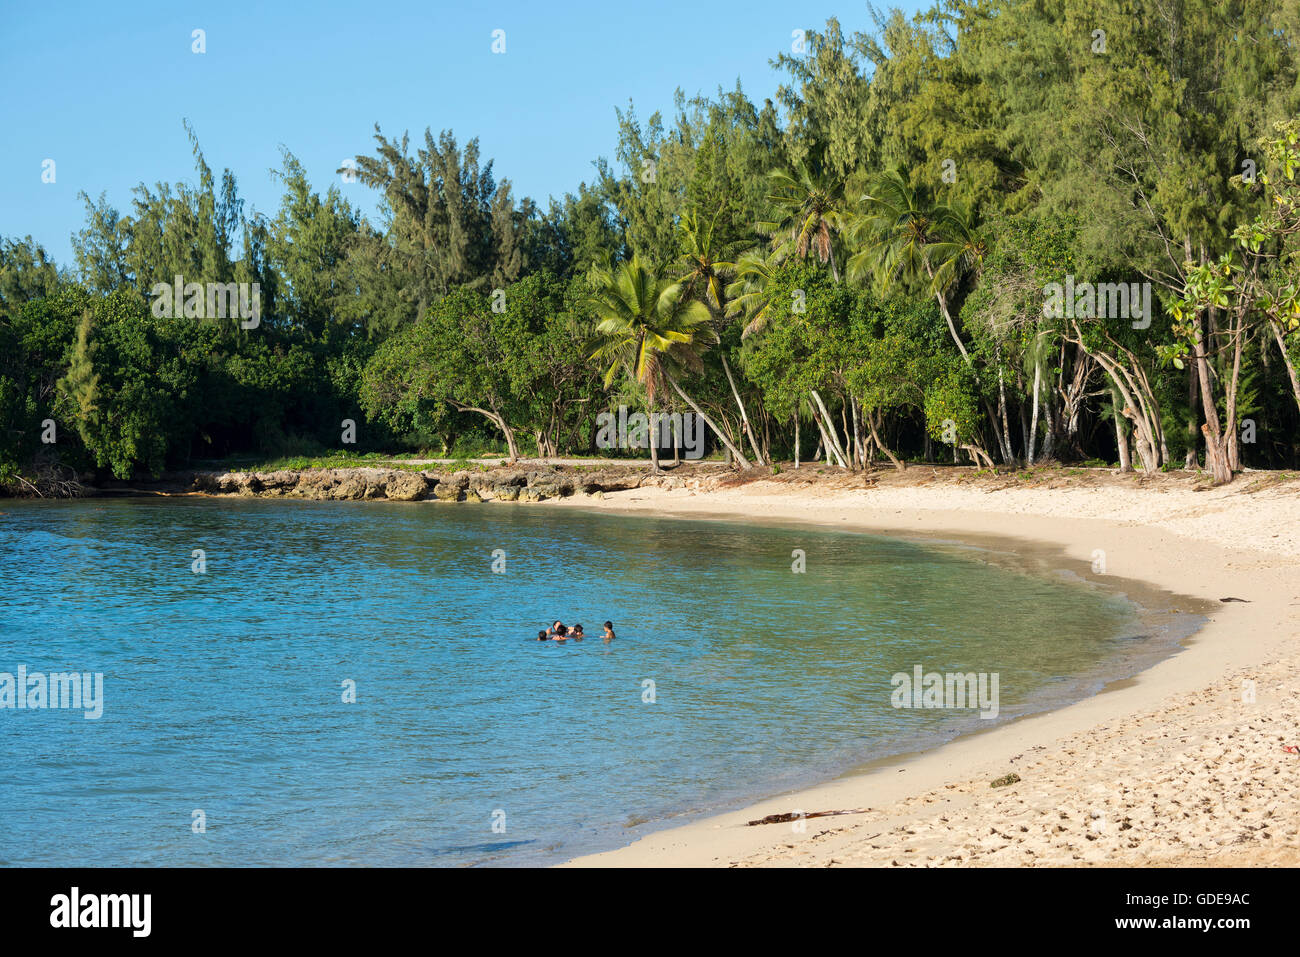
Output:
[
  {"xmin": 849, "ymin": 168, "xmax": 1011, "ymax": 462},
  {"xmin": 587, "ymin": 255, "xmax": 751, "ymax": 469},
  {"xmin": 674, "ymin": 209, "xmax": 765, "ymax": 464},
  {"xmin": 726, "ymin": 248, "xmax": 781, "ymax": 339},
  {"xmin": 848, "ymin": 168, "xmax": 985, "ymax": 363},
  {"xmin": 758, "ymin": 163, "xmax": 847, "ymax": 281},
  {"xmin": 746, "ymin": 162, "xmax": 858, "ymax": 468},
  {"xmin": 674, "ymin": 209, "xmax": 735, "ymax": 315}
]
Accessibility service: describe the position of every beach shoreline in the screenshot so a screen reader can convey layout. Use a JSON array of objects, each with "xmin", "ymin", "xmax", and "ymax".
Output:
[
  {"xmin": 64, "ymin": 462, "xmax": 1300, "ymax": 866},
  {"xmin": 539, "ymin": 475, "xmax": 1300, "ymax": 867}
]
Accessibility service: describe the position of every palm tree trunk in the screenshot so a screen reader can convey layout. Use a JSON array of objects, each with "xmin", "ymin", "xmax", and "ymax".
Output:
[
  {"xmin": 667, "ymin": 377, "xmax": 750, "ymax": 467},
  {"xmin": 720, "ymin": 353, "xmax": 765, "ymax": 465},
  {"xmin": 1028, "ymin": 360, "xmax": 1041, "ymax": 466},
  {"xmin": 794, "ymin": 412, "xmax": 800, "ymax": 468},
  {"xmin": 648, "ymin": 406, "xmax": 661, "ymax": 473},
  {"xmin": 925, "ymin": 263, "xmax": 971, "ymax": 363}
]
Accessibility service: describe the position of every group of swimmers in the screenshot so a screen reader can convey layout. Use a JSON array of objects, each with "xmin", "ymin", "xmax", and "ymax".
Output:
[{"xmin": 537, "ymin": 620, "xmax": 616, "ymax": 643}]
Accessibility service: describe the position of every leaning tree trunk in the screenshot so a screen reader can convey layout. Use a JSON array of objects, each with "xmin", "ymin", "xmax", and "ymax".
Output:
[
  {"xmin": 810, "ymin": 390, "xmax": 850, "ymax": 469},
  {"xmin": 454, "ymin": 401, "xmax": 521, "ymax": 462},
  {"xmin": 927, "ymin": 270, "xmax": 972, "ymax": 364},
  {"xmin": 1225, "ymin": 307, "xmax": 1246, "ymax": 472},
  {"xmin": 720, "ymin": 353, "xmax": 765, "ymax": 465},
  {"xmin": 926, "ymin": 261, "xmax": 1019, "ymax": 463},
  {"xmin": 865, "ymin": 410, "xmax": 905, "ymax": 472},
  {"xmin": 666, "ymin": 377, "xmax": 750, "ymax": 467},
  {"xmin": 1070, "ymin": 326, "xmax": 1161, "ymax": 474},
  {"xmin": 1115, "ymin": 408, "xmax": 1132, "ymax": 472},
  {"xmin": 1269, "ymin": 319, "xmax": 1300, "ymax": 416},
  {"xmin": 960, "ymin": 443, "xmax": 996, "ymax": 469},
  {"xmin": 498, "ymin": 410, "xmax": 521, "ymax": 461},
  {"xmin": 809, "ymin": 397, "xmax": 845, "ymax": 468}
]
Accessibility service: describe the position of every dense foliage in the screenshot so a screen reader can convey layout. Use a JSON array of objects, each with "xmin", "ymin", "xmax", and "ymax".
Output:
[{"xmin": 6, "ymin": 1, "xmax": 1300, "ymax": 488}]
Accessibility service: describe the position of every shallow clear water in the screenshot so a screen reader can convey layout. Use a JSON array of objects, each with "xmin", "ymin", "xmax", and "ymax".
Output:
[{"xmin": 0, "ymin": 497, "xmax": 1188, "ymax": 866}]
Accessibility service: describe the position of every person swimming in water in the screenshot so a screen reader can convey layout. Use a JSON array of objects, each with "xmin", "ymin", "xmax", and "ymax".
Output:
[
  {"xmin": 537, "ymin": 630, "xmax": 549, "ymax": 641},
  {"xmin": 602, "ymin": 620, "xmax": 615, "ymax": 642},
  {"xmin": 570, "ymin": 624, "xmax": 584, "ymax": 639},
  {"xmin": 551, "ymin": 621, "xmax": 569, "ymax": 640}
]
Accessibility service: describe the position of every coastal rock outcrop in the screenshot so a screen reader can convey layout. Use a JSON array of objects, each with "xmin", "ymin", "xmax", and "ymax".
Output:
[
  {"xmin": 186, "ymin": 462, "xmax": 668, "ymax": 503},
  {"xmin": 194, "ymin": 468, "xmax": 435, "ymax": 501}
]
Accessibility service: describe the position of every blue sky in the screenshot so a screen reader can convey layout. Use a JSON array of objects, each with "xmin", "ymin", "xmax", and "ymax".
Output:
[{"xmin": 1, "ymin": 1, "xmax": 925, "ymax": 268}]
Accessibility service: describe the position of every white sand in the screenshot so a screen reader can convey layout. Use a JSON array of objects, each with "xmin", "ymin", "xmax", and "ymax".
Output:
[{"xmin": 547, "ymin": 472, "xmax": 1300, "ymax": 867}]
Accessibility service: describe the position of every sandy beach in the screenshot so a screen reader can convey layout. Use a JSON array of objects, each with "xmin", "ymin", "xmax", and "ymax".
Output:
[{"xmin": 545, "ymin": 469, "xmax": 1300, "ymax": 867}]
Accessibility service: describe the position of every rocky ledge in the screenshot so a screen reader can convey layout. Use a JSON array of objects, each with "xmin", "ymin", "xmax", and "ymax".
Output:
[{"xmin": 186, "ymin": 465, "xmax": 714, "ymax": 502}]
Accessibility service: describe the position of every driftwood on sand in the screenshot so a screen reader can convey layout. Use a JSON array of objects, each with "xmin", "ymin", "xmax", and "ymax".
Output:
[{"xmin": 746, "ymin": 808, "xmax": 870, "ymax": 826}]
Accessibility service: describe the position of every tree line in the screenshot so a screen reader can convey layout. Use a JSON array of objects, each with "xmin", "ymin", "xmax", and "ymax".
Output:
[{"xmin": 4, "ymin": 0, "xmax": 1300, "ymax": 491}]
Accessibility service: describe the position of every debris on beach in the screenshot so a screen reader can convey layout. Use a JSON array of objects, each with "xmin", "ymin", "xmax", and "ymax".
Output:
[{"xmin": 746, "ymin": 808, "xmax": 870, "ymax": 826}]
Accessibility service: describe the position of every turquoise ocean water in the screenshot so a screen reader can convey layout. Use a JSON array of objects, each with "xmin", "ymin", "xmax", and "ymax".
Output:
[{"xmin": 0, "ymin": 497, "xmax": 1195, "ymax": 866}]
